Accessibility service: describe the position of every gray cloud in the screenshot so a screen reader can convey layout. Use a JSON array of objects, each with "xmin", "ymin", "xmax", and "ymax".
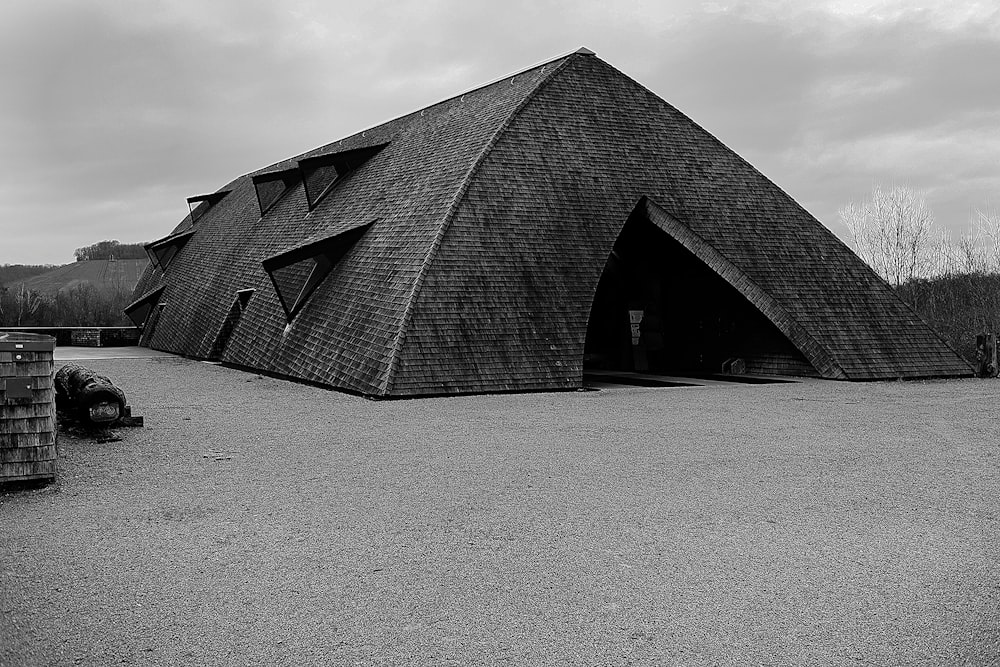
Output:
[
  {"xmin": 1, "ymin": 0, "xmax": 998, "ymax": 263},
  {"xmin": 622, "ymin": 4, "xmax": 1000, "ymax": 235}
]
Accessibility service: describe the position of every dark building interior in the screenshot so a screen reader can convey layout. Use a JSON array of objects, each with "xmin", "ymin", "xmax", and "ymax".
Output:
[{"xmin": 584, "ymin": 213, "xmax": 813, "ymax": 377}]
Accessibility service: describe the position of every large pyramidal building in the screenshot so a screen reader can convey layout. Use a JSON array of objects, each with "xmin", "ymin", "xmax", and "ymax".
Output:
[{"xmin": 128, "ymin": 48, "xmax": 971, "ymax": 396}]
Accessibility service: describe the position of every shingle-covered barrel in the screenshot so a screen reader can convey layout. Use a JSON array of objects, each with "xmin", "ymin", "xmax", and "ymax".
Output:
[{"xmin": 0, "ymin": 333, "xmax": 57, "ymax": 484}]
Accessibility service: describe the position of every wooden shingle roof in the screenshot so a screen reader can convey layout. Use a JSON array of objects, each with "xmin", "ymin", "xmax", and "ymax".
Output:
[{"xmin": 132, "ymin": 49, "xmax": 971, "ymax": 396}]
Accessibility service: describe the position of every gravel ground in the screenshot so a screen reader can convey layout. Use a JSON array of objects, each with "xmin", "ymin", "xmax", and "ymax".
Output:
[{"xmin": 1, "ymin": 357, "xmax": 998, "ymax": 666}]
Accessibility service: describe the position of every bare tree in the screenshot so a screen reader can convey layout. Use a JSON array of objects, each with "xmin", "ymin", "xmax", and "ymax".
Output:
[
  {"xmin": 13, "ymin": 283, "xmax": 43, "ymax": 326},
  {"xmin": 954, "ymin": 231, "xmax": 986, "ymax": 274},
  {"xmin": 839, "ymin": 183, "xmax": 939, "ymax": 285},
  {"xmin": 947, "ymin": 207, "xmax": 1000, "ymax": 275},
  {"xmin": 973, "ymin": 207, "xmax": 1000, "ymax": 273}
]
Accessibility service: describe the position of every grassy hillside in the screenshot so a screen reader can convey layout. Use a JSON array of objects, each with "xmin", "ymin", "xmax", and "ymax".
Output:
[
  {"xmin": 0, "ymin": 264, "xmax": 55, "ymax": 283},
  {"xmin": 16, "ymin": 258, "xmax": 149, "ymax": 296}
]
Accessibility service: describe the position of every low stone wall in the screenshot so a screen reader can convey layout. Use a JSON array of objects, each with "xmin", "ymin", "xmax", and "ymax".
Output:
[
  {"xmin": 0, "ymin": 327, "xmax": 140, "ymax": 348},
  {"xmin": 70, "ymin": 329, "xmax": 101, "ymax": 346}
]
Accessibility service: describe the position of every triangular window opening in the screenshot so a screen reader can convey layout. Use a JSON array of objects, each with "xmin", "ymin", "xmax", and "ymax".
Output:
[
  {"xmin": 145, "ymin": 229, "xmax": 195, "ymax": 272},
  {"xmin": 267, "ymin": 255, "xmax": 334, "ymax": 321},
  {"xmin": 262, "ymin": 222, "xmax": 374, "ymax": 321},
  {"xmin": 208, "ymin": 289, "xmax": 255, "ymax": 361},
  {"xmin": 252, "ymin": 169, "xmax": 301, "ymax": 217},
  {"xmin": 152, "ymin": 244, "xmax": 179, "ymax": 269},
  {"xmin": 125, "ymin": 301, "xmax": 155, "ymax": 329},
  {"xmin": 236, "ymin": 288, "xmax": 256, "ymax": 311},
  {"xmin": 124, "ymin": 287, "xmax": 165, "ymax": 328},
  {"xmin": 141, "ymin": 303, "xmax": 167, "ymax": 346},
  {"xmin": 299, "ymin": 143, "xmax": 388, "ymax": 210},
  {"xmin": 187, "ymin": 191, "xmax": 230, "ymax": 224}
]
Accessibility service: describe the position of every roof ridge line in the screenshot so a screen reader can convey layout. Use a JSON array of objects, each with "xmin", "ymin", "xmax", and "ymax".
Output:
[
  {"xmin": 335, "ymin": 47, "xmax": 594, "ymax": 154},
  {"xmin": 246, "ymin": 49, "xmax": 597, "ymax": 183},
  {"xmin": 430, "ymin": 47, "xmax": 594, "ymax": 109},
  {"xmin": 378, "ymin": 54, "xmax": 580, "ymax": 396}
]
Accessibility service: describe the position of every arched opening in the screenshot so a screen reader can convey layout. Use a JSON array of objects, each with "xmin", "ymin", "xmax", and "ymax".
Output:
[{"xmin": 584, "ymin": 205, "xmax": 817, "ymax": 378}]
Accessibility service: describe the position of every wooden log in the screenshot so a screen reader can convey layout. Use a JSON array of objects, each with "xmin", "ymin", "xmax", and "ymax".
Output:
[{"xmin": 55, "ymin": 364, "xmax": 128, "ymax": 425}]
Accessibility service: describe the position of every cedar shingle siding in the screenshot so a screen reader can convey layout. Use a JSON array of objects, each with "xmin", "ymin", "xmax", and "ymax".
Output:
[{"xmin": 130, "ymin": 51, "xmax": 972, "ymax": 396}]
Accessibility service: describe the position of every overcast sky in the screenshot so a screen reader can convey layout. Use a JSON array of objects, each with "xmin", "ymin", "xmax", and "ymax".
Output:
[{"xmin": 2, "ymin": 0, "xmax": 998, "ymax": 265}]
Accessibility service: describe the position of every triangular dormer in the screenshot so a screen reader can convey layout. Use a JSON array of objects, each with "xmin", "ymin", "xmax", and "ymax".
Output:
[
  {"xmin": 299, "ymin": 143, "xmax": 388, "ymax": 210},
  {"xmin": 123, "ymin": 286, "xmax": 165, "ymax": 328},
  {"xmin": 252, "ymin": 168, "xmax": 301, "ymax": 217},
  {"xmin": 187, "ymin": 190, "xmax": 230, "ymax": 224},
  {"xmin": 145, "ymin": 229, "xmax": 196, "ymax": 271},
  {"xmin": 262, "ymin": 222, "xmax": 375, "ymax": 321}
]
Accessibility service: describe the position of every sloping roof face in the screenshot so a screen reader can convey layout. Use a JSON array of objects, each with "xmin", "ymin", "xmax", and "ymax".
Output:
[
  {"xmin": 389, "ymin": 54, "xmax": 969, "ymax": 392},
  {"xmin": 131, "ymin": 58, "xmax": 568, "ymax": 394},
  {"xmin": 133, "ymin": 52, "xmax": 970, "ymax": 396}
]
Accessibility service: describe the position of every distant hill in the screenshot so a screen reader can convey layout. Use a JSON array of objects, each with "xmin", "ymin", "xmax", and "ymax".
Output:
[
  {"xmin": 0, "ymin": 264, "xmax": 55, "ymax": 284},
  {"xmin": 15, "ymin": 258, "xmax": 150, "ymax": 295}
]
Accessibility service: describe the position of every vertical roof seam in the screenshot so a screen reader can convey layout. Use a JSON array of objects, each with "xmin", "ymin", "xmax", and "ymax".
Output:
[{"xmin": 378, "ymin": 54, "xmax": 580, "ymax": 395}]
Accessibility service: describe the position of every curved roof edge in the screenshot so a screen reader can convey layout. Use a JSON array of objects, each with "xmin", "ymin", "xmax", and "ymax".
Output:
[{"xmin": 379, "ymin": 52, "xmax": 586, "ymax": 395}]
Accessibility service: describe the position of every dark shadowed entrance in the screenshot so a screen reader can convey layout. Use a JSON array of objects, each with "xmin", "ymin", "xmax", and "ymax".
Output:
[{"xmin": 584, "ymin": 204, "xmax": 816, "ymax": 377}]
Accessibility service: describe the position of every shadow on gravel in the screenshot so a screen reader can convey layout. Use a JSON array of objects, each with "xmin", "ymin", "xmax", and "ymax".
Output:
[
  {"xmin": 680, "ymin": 373, "xmax": 798, "ymax": 384},
  {"xmin": 583, "ymin": 373, "xmax": 701, "ymax": 388},
  {"xmin": 583, "ymin": 372, "xmax": 797, "ymax": 388}
]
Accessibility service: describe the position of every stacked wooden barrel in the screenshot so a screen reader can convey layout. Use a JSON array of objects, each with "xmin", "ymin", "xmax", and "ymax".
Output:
[{"xmin": 1, "ymin": 333, "xmax": 57, "ymax": 484}]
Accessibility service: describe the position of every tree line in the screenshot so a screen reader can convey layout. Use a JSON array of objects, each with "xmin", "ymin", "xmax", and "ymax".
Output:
[
  {"xmin": 0, "ymin": 239, "xmax": 148, "ymax": 327},
  {"xmin": 0, "ymin": 264, "xmax": 55, "ymax": 284},
  {"xmin": 0, "ymin": 282, "xmax": 133, "ymax": 327},
  {"xmin": 74, "ymin": 240, "xmax": 148, "ymax": 261},
  {"xmin": 2, "ymin": 216, "xmax": 997, "ymax": 366},
  {"xmin": 839, "ymin": 183, "xmax": 1000, "ymax": 283},
  {"xmin": 840, "ymin": 183, "xmax": 1000, "ymax": 361}
]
